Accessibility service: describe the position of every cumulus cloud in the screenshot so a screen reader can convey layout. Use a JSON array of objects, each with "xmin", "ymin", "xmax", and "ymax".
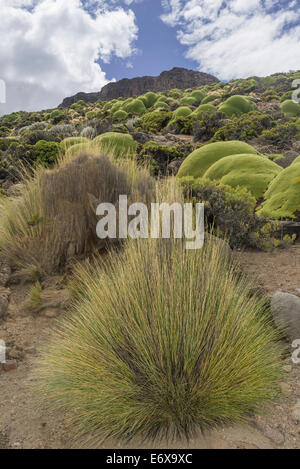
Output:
[
  {"xmin": 0, "ymin": 0, "xmax": 138, "ymax": 115},
  {"xmin": 161, "ymin": 0, "xmax": 300, "ymax": 80}
]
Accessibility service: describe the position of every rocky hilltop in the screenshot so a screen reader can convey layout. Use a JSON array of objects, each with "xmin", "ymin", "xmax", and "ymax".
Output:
[{"xmin": 59, "ymin": 67, "xmax": 219, "ymax": 107}]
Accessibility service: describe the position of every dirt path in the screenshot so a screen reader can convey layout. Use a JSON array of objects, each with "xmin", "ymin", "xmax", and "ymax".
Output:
[{"xmin": 0, "ymin": 246, "xmax": 300, "ymax": 449}]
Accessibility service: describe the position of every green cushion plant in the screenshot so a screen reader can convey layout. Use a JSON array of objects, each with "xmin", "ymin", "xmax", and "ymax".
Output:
[
  {"xmin": 257, "ymin": 163, "xmax": 300, "ymax": 219},
  {"xmin": 173, "ymin": 106, "xmax": 193, "ymax": 118},
  {"xmin": 204, "ymin": 153, "xmax": 282, "ymax": 199},
  {"xmin": 280, "ymin": 100, "xmax": 300, "ymax": 117},
  {"xmin": 177, "ymin": 141, "xmax": 259, "ymax": 179},
  {"xmin": 92, "ymin": 132, "xmax": 138, "ymax": 158},
  {"xmin": 219, "ymin": 95, "xmax": 254, "ymax": 117}
]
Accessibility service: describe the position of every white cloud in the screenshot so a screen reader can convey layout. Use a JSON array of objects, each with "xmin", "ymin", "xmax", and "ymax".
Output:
[
  {"xmin": 0, "ymin": 0, "xmax": 138, "ymax": 115},
  {"xmin": 161, "ymin": 0, "xmax": 300, "ymax": 80}
]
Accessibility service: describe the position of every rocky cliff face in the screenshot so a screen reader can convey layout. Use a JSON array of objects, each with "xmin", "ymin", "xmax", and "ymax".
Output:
[{"xmin": 59, "ymin": 67, "xmax": 219, "ymax": 108}]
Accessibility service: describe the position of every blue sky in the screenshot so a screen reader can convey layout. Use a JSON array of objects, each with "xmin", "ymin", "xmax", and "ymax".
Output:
[
  {"xmin": 0, "ymin": 0, "xmax": 299, "ymax": 115},
  {"xmin": 102, "ymin": 0, "xmax": 197, "ymax": 81}
]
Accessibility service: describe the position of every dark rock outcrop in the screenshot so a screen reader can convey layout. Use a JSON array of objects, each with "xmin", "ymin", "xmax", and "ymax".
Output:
[{"xmin": 59, "ymin": 67, "xmax": 219, "ymax": 108}]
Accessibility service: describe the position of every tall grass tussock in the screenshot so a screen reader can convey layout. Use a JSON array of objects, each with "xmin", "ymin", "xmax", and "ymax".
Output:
[
  {"xmin": 0, "ymin": 146, "xmax": 153, "ymax": 274},
  {"xmin": 35, "ymin": 235, "xmax": 283, "ymax": 443}
]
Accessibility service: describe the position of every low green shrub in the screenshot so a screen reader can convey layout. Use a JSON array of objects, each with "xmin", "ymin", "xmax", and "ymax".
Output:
[
  {"xmin": 181, "ymin": 177, "xmax": 294, "ymax": 250},
  {"xmin": 138, "ymin": 141, "xmax": 191, "ymax": 175},
  {"xmin": 138, "ymin": 111, "xmax": 173, "ymax": 133},
  {"xmin": 211, "ymin": 111, "xmax": 274, "ymax": 141},
  {"xmin": 33, "ymin": 140, "xmax": 60, "ymax": 168},
  {"xmin": 261, "ymin": 121, "xmax": 300, "ymax": 147}
]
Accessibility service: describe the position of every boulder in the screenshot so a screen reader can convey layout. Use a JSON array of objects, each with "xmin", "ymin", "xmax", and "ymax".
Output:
[{"xmin": 271, "ymin": 291, "xmax": 300, "ymax": 341}]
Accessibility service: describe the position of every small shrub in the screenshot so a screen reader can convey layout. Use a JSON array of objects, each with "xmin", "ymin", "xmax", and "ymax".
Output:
[
  {"xmin": 211, "ymin": 111, "xmax": 274, "ymax": 142},
  {"xmin": 261, "ymin": 121, "xmax": 300, "ymax": 148},
  {"xmin": 166, "ymin": 116, "xmax": 194, "ymax": 135},
  {"xmin": 138, "ymin": 111, "xmax": 172, "ymax": 133},
  {"xmin": 33, "ymin": 140, "xmax": 60, "ymax": 168},
  {"xmin": 138, "ymin": 141, "xmax": 191, "ymax": 176}
]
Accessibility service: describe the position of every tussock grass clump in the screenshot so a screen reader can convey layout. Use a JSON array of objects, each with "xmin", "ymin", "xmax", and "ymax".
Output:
[
  {"xmin": 36, "ymin": 236, "xmax": 282, "ymax": 443},
  {"xmin": 0, "ymin": 151, "xmax": 153, "ymax": 274}
]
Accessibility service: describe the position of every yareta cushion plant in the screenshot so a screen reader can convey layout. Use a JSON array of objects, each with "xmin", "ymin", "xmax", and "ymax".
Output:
[
  {"xmin": 173, "ymin": 106, "xmax": 193, "ymax": 118},
  {"xmin": 177, "ymin": 141, "xmax": 259, "ymax": 179},
  {"xmin": 204, "ymin": 154, "xmax": 282, "ymax": 199},
  {"xmin": 35, "ymin": 235, "xmax": 282, "ymax": 443},
  {"xmin": 280, "ymin": 100, "xmax": 300, "ymax": 117},
  {"xmin": 92, "ymin": 132, "xmax": 138, "ymax": 158},
  {"xmin": 60, "ymin": 137, "xmax": 90, "ymax": 152},
  {"xmin": 219, "ymin": 95, "xmax": 254, "ymax": 117},
  {"xmin": 123, "ymin": 99, "xmax": 147, "ymax": 115},
  {"xmin": 257, "ymin": 162, "xmax": 300, "ymax": 219}
]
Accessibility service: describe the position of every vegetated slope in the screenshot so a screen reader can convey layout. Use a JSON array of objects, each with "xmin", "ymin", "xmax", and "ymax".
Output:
[
  {"xmin": 59, "ymin": 67, "xmax": 219, "ymax": 107},
  {"xmin": 0, "ymin": 69, "xmax": 300, "ymax": 223}
]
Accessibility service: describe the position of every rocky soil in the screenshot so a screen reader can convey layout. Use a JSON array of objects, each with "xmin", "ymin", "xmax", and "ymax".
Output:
[{"xmin": 0, "ymin": 246, "xmax": 300, "ymax": 449}]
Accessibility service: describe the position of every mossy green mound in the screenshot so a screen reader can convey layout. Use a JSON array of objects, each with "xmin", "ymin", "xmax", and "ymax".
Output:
[
  {"xmin": 140, "ymin": 92, "xmax": 159, "ymax": 109},
  {"xmin": 65, "ymin": 142, "xmax": 91, "ymax": 158},
  {"xmin": 204, "ymin": 154, "xmax": 282, "ymax": 199},
  {"xmin": 280, "ymin": 100, "xmax": 300, "ymax": 117},
  {"xmin": 111, "ymin": 102, "xmax": 123, "ymax": 113},
  {"xmin": 201, "ymin": 94, "xmax": 219, "ymax": 104},
  {"xmin": 192, "ymin": 104, "xmax": 216, "ymax": 119},
  {"xmin": 219, "ymin": 95, "xmax": 254, "ymax": 117},
  {"xmin": 123, "ymin": 99, "xmax": 146, "ymax": 115},
  {"xmin": 191, "ymin": 90, "xmax": 205, "ymax": 102},
  {"xmin": 60, "ymin": 137, "xmax": 90, "ymax": 151},
  {"xmin": 112, "ymin": 110, "xmax": 128, "ymax": 122},
  {"xmin": 177, "ymin": 141, "xmax": 259, "ymax": 179},
  {"xmin": 153, "ymin": 101, "xmax": 169, "ymax": 110},
  {"xmin": 179, "ymin": 96, "xmax": 197, "ymax": 106},
  {"xmin": 257, "ymin": 163, "xmax": 300, "ymax": 219},
  {"xmin": 92, "ymin": 132, "xmax": 138, "ymax": 158},
  {"xmin": 173, "ymin": 106, "xmax": 193, "ymax": 118}
]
